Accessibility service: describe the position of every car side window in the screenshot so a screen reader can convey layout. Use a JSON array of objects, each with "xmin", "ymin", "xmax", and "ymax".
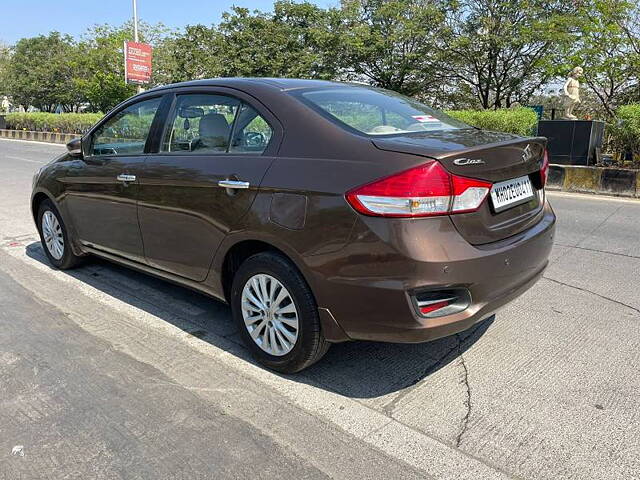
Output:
[
  {"xmin": 229, "ymin": 104, "xmax": 273, "ymax": 154},
  {"xmin": 90, "ymin": 97, "xmax": 161, "ymax": 156},
  {"xmin": 162, "ymin": 94, "xmax": 241, "ymax": 153}
]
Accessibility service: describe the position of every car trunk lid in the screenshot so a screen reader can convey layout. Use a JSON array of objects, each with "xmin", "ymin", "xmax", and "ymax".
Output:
[{"xmin": 372, "ymin": 131, "xmax": 547, "ymax": 245}]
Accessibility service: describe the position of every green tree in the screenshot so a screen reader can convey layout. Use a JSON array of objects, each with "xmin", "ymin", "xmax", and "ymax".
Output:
[
  {"xmin": 73, "ymin": 25, "xmax": 136, "ymax": 112},
  {"xmin": 216, "ymin": 1, "xmax": 341, "ymax": 78},
  {"xmin": 152, "ymin": 25, "xmax": 221, "ymax": 84},
  {"xmin": 336, "ymin": 0, "xmax": 449, "ymax": 96},
  {"xmin": 74, "ymin": 22, "xmax": 171, "ymax": 112},
  {"xmin": 0, "ymin": 42, "xmax": 11, "ymax": 100},
  {"xmin": 158, "ymin": 1, "xmax": 342, "ymax": 82},
  {"xmin": 567, "ymin": 0, "xmax": 640, "ymax": 118},
  {"xmin": 5, "ymin": 32, "xmax": 81, "ymax": 111},
  {"xmin": 440, "ymin": 0, "xmax": 578, "ymax": 109}
]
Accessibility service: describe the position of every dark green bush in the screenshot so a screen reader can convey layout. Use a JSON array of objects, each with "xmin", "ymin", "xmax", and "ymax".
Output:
[
  {"xmin": 609, "ymin": 104, "xmax": 640, "ymax": 164},
  {"xmin": 446, "ymin": 107, "xmax": 538, "ymax": 136},
  {"xmin": 4, "ymin": 112, "xmax": 103, "ymax": 134}
]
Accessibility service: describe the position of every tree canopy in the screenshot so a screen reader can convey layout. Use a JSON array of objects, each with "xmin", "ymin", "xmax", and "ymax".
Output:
[
  {"xmin": 568, "ymin": 0, "xmax": 640, "ymax": 118},
  {"xmin": 440, "ymin": 0, "xmax": 578, "ymax": 109},
  {"xmin": 0, "ymin": 0, "xmax": 638, "ymax": 117},
  {"xmin": 4, "ymin": 32, "xmax": 79, "ymax": 112}
]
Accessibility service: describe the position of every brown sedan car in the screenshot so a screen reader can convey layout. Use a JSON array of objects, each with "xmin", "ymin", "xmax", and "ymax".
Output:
[{"xmin": 32, "ymin": 78, "xmax": 555, "ymax": 372}]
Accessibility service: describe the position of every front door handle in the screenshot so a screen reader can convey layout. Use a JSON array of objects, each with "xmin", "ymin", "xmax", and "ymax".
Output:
[
  {"xmin": 218, "ymin": 180, "xmax": 250, "ymax": 189},
  {"xmin": 117, "ymin": 174, "xmax": 136, "ymax": 182}
]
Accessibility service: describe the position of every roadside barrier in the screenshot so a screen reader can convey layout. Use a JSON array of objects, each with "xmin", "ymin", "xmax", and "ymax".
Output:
[
  {"xmin": 0, "ymin": 128, "xmax": 78, "ymax": 144},
  {"xmin": 547, "ymin": 164, "xmax": 640, "ymax": 198}
]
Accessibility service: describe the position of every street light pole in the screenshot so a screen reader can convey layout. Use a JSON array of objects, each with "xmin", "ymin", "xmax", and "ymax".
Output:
[
  {"xmin": 132, "ymin": 0, "xmax": 139, "ymax": 43},
  {"xmin": 132, "ymin": 0, "xmax": 143, "ymax": 93}
]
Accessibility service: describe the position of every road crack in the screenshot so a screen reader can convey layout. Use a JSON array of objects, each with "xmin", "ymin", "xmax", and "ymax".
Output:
[
  {"xmin": 543, "ymin": 276, "xmax": 640, "ymax": 315},
  {"xmin": 381, "ymin": 335, "xmax": 467, "ymax": 417},
  {"xmin": 455, "ymin": 334, "xmax": 472, "ymax": 448},
  {"xmin": 550, "ymin": 204, "xmax": 623, "ymax": 266},
  {"xmin": 554, "ymin": 243, "xmax": 640, "ymax": 261}
]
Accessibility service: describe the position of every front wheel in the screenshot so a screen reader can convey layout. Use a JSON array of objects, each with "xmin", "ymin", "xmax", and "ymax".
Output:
[
  {"xmin": 230, "ymin": 252, "xmax": 330, "ymax": 373},
  {"xmin": 37, "ymin": 199, "xmax": 83, "ymax": 270}
]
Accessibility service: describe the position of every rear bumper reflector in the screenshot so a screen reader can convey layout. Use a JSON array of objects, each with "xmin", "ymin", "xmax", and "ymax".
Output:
[{"xmin": 411, "ymin": 288, "xmax": 472, "ymax": 318}]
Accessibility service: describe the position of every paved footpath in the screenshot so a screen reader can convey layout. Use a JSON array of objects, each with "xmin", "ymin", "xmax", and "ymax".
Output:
[{"xmin": 1, "ymin": 138, "xmax": 638, "ymax": 479}]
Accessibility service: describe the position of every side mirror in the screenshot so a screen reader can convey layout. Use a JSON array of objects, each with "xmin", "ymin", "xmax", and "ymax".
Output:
[{"xmin": 66, "ymin": 138, "xmax": 83, "ymax": 158}]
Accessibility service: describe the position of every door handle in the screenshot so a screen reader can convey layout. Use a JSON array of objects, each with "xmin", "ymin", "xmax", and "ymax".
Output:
[
  {"xmin": 117, "ymin": 174, "xmax": 136, "ymax": 182},
  {"xmin": 218, "ymin": 180, "xmax": 250, "ymax": 189}
]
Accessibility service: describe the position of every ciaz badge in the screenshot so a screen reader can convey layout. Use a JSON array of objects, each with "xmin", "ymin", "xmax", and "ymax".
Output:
[{"xmin": 453, "ymin": 158, "xmax": 485, "ymax": 166}]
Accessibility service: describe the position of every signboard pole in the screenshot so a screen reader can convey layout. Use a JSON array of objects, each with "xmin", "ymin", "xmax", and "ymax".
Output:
[
  {"xmin": 132, "ymin": 0, "xmax": 139, "ymax": 42},
  {"xmin": 124, "ymin": 0, "xmax": 153, "ymax": 90},
  {"xmin": 123, "ymin": 40, "xmax": 128, "ymax": 86},
  {"xmin": 132, "ymin": 0, "xmax": 142, "ymax": 93}
]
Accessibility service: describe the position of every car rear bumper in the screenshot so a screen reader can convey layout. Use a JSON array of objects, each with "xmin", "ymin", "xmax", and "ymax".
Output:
[{"xmin": 306, "ymin": 199, "xmax": 556, "ymax": 343}]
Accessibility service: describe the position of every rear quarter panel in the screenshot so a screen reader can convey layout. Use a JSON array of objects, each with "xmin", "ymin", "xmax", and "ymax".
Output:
[{"xmin": 208, "ymin": 145, "xmax": 429, "ymax": 306}]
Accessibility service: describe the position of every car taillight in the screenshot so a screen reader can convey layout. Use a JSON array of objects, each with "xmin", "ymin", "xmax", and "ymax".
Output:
[
  {"xmin": 540, "ymin": 149, "xmax": 550, "ymax": 187},
  {"xmin": 345, "ymin": 161, "xmax": 492, "ymax": 218}
]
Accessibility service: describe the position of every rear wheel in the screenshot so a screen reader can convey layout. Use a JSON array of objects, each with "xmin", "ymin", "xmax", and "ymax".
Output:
[
  {"xmin": 37, "ymin": 199, "xmax": 83, "ymax": 270},
  {"xmin": 230, "ymin": 252, "xmax": 330, "ymax": 373}
]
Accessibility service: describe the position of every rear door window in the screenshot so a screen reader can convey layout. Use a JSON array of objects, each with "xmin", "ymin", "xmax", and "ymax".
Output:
[
  {"xmin": 161, "ymin": 93, "xmax": 273, "ymax": 155},
  {"xmin": 162, "ymin": 94, "xmax": 240, "ymax": 153}
]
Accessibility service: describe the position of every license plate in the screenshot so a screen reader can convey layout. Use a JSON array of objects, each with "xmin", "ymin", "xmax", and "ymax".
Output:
[{"xmin": 490, "ymin": 175, "xmax": 535, "ymax": 212}]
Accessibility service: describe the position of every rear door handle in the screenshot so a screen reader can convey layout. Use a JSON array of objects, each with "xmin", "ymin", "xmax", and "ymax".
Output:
[
  {"xmin": 218, "ymin": 180, "xmax": 250, "ymax": 189},
  {"xmin": 117, "ymin": 174, "xmax": 136, "ymax": 182}
]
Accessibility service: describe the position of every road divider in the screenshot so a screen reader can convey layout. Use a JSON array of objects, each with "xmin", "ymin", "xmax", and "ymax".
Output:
[
  {"xmin": 547, "ymin": 164, "xmax": 640, "ymax": 198},
  {"xmin": 0, "ymin": 128, "xmax": 78, "ymax": 144}
]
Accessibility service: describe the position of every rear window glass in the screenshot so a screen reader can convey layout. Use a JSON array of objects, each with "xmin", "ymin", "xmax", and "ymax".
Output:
[{"xmin": 297, "ymin": 87, "xmax": 469, "ymax": 136}]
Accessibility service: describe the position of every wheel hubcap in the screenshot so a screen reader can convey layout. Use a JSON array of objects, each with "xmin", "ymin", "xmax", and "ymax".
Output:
[
  {"xmin": 42, "ymin": 210, "xmax": 64, "ymax": 260},
  {"xmin": 241, "ymin": 274, "xmax": 299, "ymax": 356}
]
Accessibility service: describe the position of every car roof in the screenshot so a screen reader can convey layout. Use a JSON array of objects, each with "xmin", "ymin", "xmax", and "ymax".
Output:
[{"xmin": 147, "ymin": 77, "xmax": 362, "ymax": 94}]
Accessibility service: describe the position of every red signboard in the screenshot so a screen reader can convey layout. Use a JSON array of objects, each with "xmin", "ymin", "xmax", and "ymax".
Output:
[{"xmin": 124, "ymin": 41, "xmax": 153, "ymax": 85}]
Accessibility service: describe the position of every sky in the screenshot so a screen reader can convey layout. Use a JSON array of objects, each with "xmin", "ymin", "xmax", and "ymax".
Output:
[{"xmin": 0, "ymin": 0, "xmax": 336, "ymax": 44}]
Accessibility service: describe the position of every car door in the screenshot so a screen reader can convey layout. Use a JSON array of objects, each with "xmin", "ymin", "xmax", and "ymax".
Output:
[
  {"xmin": 63, "ymin": 95, "xmax": 165, "ymax": 263},
  {"xmin": 137, "ymin": 89, "xmax": 281, "ymax": 281}
]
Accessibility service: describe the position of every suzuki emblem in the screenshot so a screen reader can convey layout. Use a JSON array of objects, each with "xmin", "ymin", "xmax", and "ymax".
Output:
[{"xmin": 522, "ymin": 144, "xmax": 535, "ymax": 162}]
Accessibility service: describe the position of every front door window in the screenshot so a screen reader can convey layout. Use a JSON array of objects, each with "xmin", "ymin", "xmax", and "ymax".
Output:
[{"xmin": 91, "ymin": 97, "xmax": 162, "ymax": 156}]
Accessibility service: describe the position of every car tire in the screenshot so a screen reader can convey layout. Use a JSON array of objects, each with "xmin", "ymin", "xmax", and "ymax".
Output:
[
  {"xmin": 231, "ymin": 252, "xmax": 330, "ymax": 373},
  {"xmin": 37, "ymin": 199, "xmax": 83, "ymax": 270}
]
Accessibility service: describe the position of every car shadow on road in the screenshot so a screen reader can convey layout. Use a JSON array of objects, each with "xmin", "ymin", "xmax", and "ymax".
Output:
[{"xmin": 26, "ymin": 242, "xmax": 493, "ymax": 399}]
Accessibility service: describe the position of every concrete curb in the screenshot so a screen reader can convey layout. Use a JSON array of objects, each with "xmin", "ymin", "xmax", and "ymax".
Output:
[
  {"xmin": 547, "ymin": 164, "xmax": 640, "ymax": 198},
  {"xmin": 0, "ymin": 128, "xmax": 79, "ymax": 145}
]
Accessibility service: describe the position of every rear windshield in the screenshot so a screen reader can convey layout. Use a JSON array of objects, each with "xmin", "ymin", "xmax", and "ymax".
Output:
[{"xmin": 296, "ymin": 87, "xmax": 469, "ymax": 136}]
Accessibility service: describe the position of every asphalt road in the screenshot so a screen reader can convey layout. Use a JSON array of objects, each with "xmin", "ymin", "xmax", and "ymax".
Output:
[{"xmin": 0, "ymin": 138, "xmax": 638, "ymax": 479}]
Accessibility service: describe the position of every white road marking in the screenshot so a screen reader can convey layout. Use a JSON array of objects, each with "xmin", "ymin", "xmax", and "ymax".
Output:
[
  {"xmin": 0, "ymin": 137, "xmax": 68, "ymax": 147},
  {"xmin": 547, "ymin": 190, "xmax": 640, "ymax": 204},
  {"xmin": 4, "ymin": 155, "xmax": 48, "ymax": 164}
]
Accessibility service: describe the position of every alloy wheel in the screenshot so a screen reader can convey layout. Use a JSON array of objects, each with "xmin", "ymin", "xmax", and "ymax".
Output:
[
  {"xmin": 241, "ymin": 274, "xmax": 299, "ymax": 356},
  {"xmin": 42, "ymin": 210, "xmax": 64, "ymax": 260}
]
